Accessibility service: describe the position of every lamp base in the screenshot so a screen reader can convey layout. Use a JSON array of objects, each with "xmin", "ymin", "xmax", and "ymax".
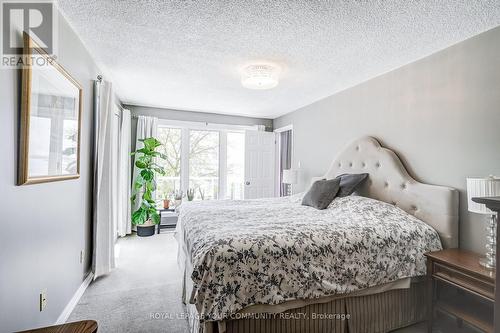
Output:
[
  {"xmin": 479, "ymin": 257, "xmax": 495, "ymax": 270},
  {"xmin": 479, "ymin": 214, "xmax": 497, "ymax": 270}
]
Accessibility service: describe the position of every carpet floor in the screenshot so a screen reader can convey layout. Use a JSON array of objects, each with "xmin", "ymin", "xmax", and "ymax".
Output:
[
  {"xmin": 69, "ymin": 232, "xmax": 189, "ymax": 333},
  {"xmin": 69, "ymin": 232, "xmax": 461, "ymax": 333}
]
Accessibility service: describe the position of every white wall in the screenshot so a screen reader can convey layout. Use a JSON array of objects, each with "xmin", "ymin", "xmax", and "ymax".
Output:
[{"xmin": 274, "ymin": 26, "xmax": 500, "ymax": 254}]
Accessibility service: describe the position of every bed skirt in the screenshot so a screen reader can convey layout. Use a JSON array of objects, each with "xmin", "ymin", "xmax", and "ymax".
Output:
[{"xmin": 190, "ymin": 280, "xmax": 428, "ymax": 333}]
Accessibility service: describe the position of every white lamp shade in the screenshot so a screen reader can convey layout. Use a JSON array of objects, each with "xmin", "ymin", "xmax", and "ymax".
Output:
[
  {"xmin": 282, "ymin": 169, "xmax": 298, "ymax": 185},
  {"xmin": 466, "ymin": 176, "xmax": 500, "ymax": 214}
]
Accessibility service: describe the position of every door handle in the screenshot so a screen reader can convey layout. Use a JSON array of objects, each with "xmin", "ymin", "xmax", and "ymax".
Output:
[{"xmin": 245, "ymin": 181, "xmax": 250, "ymax": 185}]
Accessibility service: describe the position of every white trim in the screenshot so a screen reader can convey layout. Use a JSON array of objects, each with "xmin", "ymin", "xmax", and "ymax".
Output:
[
  {"xmin": 55, "ymin": 272, "xmax": 94, "ymax": 325},
  {"xmin": 274, "ymin": 132, "xmax": 280, "ymax": 196},
  {"xmin": 180, "ymin": 128, "xmax": 190, "ymax": 194},
  {"xmin": 274, "ymin": 126, "xmax": 294, "ymax": 196},
  {"xmin": 158, "ymin": 119, "xmax": 257, "ymax": 131},
  {"xmin": 219, "ymin": 131, "xmax": 228, "ymax": 199},
  {"xmin": 273, "ymin": 124, "xmax": 293, "ymax": 133}
]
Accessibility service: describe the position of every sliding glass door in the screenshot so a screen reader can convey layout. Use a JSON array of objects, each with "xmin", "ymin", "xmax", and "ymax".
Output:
[
  {"xmin": 226, "ymin": 132, "xmax": 245, "ymax": 200},
  {"xmin": 189, "ymin": 130, "xmax": 219, "ymax": 200},
  {"xmin": 156, "ymin": 124, "xmax": 245, "ymax": 203},
  {"xmin": 157, "ymin": 127, "xmax": 182, "ymax": 197}
]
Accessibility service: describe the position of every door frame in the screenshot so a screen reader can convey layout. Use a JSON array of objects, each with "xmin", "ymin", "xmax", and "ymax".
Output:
[{"xmin": 274, "ymin": 124, "xmax": 294, "ymax": 197}]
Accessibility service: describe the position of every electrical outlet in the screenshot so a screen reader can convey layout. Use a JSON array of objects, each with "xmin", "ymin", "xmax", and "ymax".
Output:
[
  {"xmin": 79, "ymin": 250, "xmax": 84, "ymax": 264},
  {"xmin": 39, "ymin": 290, "xmax": 47, "ymax": 311}
]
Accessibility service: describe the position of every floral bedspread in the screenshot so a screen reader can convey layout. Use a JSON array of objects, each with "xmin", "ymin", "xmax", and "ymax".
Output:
[{"xmin": 175, "ymin": 195, "xmax": 442, "ymax": 321}]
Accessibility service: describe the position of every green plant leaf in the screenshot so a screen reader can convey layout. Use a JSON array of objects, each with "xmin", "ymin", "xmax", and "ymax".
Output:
[
  {"xmin": 143, "ymin": 137, "xmax": 162, "ymax": 151},
  {"xmin": 131, "ymin": 207, "xmax": 147, "ymax": 225},
  {"xmin": 140, "ymin": 169, "xmax": 154, "ymax": 181},
  {"xmin": 143, "ymin": 189, "xmax": 152, "ymax": 200},
  {"xmin": 134, "ymin": 177, "xmax": 145, "ymax": 190},
  {"xmin": 150, "ymin": 211, "xmax": 160, "ymax": 225},
  {"xmin": 135, "ymin": 148, "xmax": 150, "ymax": 154},
  {"xmin": 153, "ymin": 167, "xmax": 165, "ymax": 176},
  {"xmin": 135, "ymin": 160, "xmax": 147, "ymax": 169},
  {"xmin": 141, "ymin": 199, "xmax": 151, "ymax": 208}
]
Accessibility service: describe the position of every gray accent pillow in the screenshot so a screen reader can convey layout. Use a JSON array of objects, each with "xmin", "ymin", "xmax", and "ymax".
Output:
[
  {"xmin": 301, "ymin": 178, "xmax": 341, "ymax": 210},
  {"xmin": 336, "ymin": 173, "xmax": 369, "ymax": 197}
]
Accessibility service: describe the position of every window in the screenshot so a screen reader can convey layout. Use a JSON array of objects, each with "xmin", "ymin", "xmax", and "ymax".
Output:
[
  {"xmin": 157, "ymin": 127, "xmax": 182, "ymax": 198},
  {"xmin": 226, "ymin": 132, "xmax": 245, "ymax": 200},
  {"xmin": 189, "ymin": 130, "xmax": 219, "ymax": 200},
  {"xmin": 156, "ymin": 121, "xmax": 250, "ymax": 203}
]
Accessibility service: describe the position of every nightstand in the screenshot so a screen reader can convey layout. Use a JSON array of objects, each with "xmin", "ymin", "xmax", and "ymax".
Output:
[
  {"xmin": 425, "ymin": 249, "xmax": 495, "ymax": 333},
  {"xmin": 157, "ymin": 208, "xmax": 178, "ymax": 234}
]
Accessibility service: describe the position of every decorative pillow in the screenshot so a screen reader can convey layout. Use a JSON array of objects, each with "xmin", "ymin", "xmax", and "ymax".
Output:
[
  {"xmin": 336, "ymin": 173, "xmax": 369, "ymax": 197},
  {"xmin": 301, "ymin": 178, "xmax": 341, "ymax": 210}
]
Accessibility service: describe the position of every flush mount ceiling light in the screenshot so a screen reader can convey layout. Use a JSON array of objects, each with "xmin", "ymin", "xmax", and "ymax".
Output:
[{"xmin": 241, "ymin": 64, "xmax": 280, "ymax": 90}]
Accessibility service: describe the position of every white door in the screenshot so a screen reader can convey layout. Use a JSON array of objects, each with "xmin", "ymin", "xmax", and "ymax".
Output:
[{"xmin": 244, "ymin": 130, "xmax": 275, "ymax": 199}]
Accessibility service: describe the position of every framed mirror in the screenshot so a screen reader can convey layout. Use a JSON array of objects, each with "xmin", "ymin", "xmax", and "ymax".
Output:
[{"xmin": 18, "ymin": 32, "xmax": 82, "ymax": 185}]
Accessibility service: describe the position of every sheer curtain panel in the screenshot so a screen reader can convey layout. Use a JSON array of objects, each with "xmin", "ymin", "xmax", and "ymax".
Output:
[
  {"xmin": 92, "ymin": 79, "xmax": 116, "ymax": 279},
  {"xmin": 131, "ymin": 116, "xmax": 158, "ymax": 213},
  {"xmin": 117, "ymin": 109, "xmax": 132, "ymax": 237}
]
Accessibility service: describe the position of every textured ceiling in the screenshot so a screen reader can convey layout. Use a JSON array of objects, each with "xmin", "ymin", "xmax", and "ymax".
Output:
[{"xmin": 57, "ymin": 1, "xmax": 500, "ymax": 119}]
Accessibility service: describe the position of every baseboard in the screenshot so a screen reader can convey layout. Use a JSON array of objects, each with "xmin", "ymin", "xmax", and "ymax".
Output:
[{"xmin": 55, "ymin": 271, "xmax": 94, "ymax": 325}]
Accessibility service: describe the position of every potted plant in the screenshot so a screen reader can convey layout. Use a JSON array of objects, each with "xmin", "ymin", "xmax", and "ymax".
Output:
[
  {"xmin": 198, "ymin": 188, "xmax": 205, "ymax": 200},
  {"xmin": 162, "ymin": 193, "xmax": 170, "ymax": 209},
  {"xmin": 131, "ymin": 137, "xmax": 166, "ymax": 237},
  {"xmin": 187, "ymin": 188, "xmax": 195, "ymax": 201},
  {"xmin": 173, "ymin": 190, "xmax": 183, "ymax": 207}
]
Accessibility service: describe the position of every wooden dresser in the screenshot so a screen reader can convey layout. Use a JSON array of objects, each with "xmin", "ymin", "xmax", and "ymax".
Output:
[{"xmin": 425, "ymin": 249, "xmax": 495, "ymax": 333}]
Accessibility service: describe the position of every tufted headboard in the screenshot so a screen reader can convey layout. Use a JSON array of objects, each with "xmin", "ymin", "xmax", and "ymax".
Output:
[{"xmin": 312, "ymin": 136, "xmax": 459, "ymax": 248}]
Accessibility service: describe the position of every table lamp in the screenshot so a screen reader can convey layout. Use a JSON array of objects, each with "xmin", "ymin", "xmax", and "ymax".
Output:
[
  {"xmin": 282, "ymin": 169, "xmax": 298, "ymax": 196},
  {"xmin": 467, "ymin": 176, "xmax": 500, "ymax": 269}
]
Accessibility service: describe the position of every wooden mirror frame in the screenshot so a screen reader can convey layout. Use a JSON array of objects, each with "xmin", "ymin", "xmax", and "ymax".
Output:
[{"xmin": 18, "ymin": 32, "xmax": 83, "ymax": 185}]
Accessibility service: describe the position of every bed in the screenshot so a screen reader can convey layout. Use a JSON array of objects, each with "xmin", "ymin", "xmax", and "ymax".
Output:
[{"xmin": 175, "ymin": 136, "xmax": 459, "ymax": 333}]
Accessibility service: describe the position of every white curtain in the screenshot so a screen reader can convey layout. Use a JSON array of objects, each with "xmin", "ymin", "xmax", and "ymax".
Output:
[
  {"xmin": 117, "ymin": 109, "xmax": 132, "ymax": 237},
  {"xmin": 93, "ymin": 80, "xmax": 116, "ymax": 279},
  {"xmin": 131, "ymin": 116, "xmax": 158, "ymax": 213}
]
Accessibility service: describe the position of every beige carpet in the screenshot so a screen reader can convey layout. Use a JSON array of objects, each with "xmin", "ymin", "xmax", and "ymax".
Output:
[{"xmin": 69, "ymin": 232, "xmax": 188, "ymax": 332}]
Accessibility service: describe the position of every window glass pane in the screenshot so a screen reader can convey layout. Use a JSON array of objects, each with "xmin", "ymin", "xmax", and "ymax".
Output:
[
  {"xmin": 189, "ymin": 130, "xmax": 219, "ymax": 200},
  {"xmin": 227, "ymin": 132, "xmax": 245, "ymax": 199},
  {"xmin": 157, "ymin": 127, "xmax": 182, "ymax": 204}
]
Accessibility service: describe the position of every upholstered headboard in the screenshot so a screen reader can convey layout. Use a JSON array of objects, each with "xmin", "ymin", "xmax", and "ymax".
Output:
[{"xmin": 312, "ymin": 136, "xmax": 459, "ymax": 248}]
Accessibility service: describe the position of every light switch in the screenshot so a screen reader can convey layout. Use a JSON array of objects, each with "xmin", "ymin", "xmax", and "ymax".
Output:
[{"xmin": 39, "ymin": 290, "xmax": 47, "ymax": 311}]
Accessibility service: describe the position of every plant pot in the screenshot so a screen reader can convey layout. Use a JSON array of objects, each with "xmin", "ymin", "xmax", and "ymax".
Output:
[
  {"xmin": 163, "ymin": 199, "xmax": 170, "ymax": 209},
  {"xmin": 174, "ymin": 199, "xmax": 182, "ymax": 207},
  {"xmin": 137, "ymin": 220, "xmax": 156, "ymax": 237}
]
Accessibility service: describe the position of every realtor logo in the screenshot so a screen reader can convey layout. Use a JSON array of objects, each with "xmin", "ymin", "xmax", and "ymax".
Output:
[{"xmin": 1, "ymin": 0, "xmax": 56, "ymax": 67}]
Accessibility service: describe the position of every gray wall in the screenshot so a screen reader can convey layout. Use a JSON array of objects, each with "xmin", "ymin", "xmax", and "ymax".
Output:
[
  {"xmin": 0, "ymin": 13, "xmax": 100, "ymax": 332},
  {"xmin": 274, "ymin": 26, "xmax": 500, "ymax": 254},
  {"xmin": 126, "ymin": 104, "xmax": 273, "ymax": 148}
]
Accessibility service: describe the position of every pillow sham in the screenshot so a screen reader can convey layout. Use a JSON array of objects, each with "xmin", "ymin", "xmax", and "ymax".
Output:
[
  {"xmin": 301, "ymin": 178, "xmax": 341, "ymax": 210},
  {"xmin": 336, "ymin": 173, "xmax": 369, "ymax": 197}
]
